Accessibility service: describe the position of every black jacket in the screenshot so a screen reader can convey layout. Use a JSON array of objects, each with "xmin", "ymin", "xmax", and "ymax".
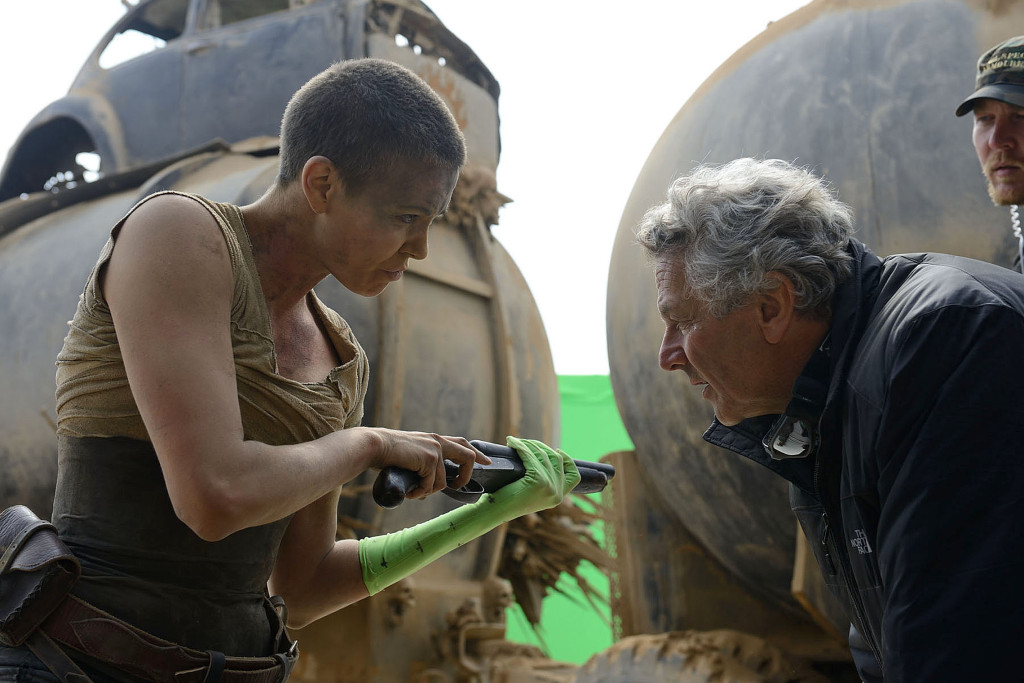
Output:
[{"xmin": 705, "ymin": 240, "xmax": 1024, "ymax": 682}]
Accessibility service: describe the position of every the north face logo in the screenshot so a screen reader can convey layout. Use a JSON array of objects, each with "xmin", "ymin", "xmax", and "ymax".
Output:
[{"xmin": 851, "ymin": 529, "xmax": 873, "ymax": 555}]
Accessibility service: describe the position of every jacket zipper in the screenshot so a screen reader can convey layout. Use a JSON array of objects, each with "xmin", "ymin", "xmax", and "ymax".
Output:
[
  {"xmin": 819, "ymin": 509, "xmax": 884, "ymax": 673},
  {"xmin": 813, "ymin": 439, "xmax": 884, "ymax": 674},
  {"xmin": 818, "ymin": 512, "xmax": 837, "ymax": 575}
]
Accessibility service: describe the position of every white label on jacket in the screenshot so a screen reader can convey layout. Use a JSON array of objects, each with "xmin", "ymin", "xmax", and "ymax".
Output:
[{"xmin": 851, "ymin": 529, "xmax": 873, "ymax": 554}]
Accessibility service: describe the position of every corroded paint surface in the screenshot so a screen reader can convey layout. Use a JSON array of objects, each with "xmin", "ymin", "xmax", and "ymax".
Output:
[{"xmin": 607, "ymin": 0, "xmax": 1024, "ymax": 613}]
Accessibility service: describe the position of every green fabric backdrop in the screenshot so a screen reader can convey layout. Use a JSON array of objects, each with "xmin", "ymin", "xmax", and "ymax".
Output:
[{"xmin": 505, "ymin": 374, "xmax": 634, "ymax": 664}]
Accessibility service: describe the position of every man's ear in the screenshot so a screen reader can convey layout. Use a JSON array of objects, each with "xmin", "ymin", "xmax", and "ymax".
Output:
[
  {"xmin": 301, "ymin": 156, "xmax": 339, "ymax": 214},
  {"xmin": 758, "ymin": 272, "xmax": 798, "ymax": 344}
]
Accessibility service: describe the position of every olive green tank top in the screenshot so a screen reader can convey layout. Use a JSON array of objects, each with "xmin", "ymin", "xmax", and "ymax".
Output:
[
  {"xmin": 50, "ymin": 191, "xmax": 369, "ymax": 658},
  {"xmin": 55, "ymin": 190, "xmax": 369, "ymax": 443}
]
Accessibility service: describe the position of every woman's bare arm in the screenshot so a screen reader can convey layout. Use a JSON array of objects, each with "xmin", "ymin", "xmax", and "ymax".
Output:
[{"xmin": 104, "ymin": 194, "xmax": 481, "ymax": 541}]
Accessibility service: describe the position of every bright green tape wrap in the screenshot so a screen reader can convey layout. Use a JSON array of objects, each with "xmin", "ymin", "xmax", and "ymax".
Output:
[{"xmin": 359, "ymin": 436, "xmax": 580, "ymax": 596}]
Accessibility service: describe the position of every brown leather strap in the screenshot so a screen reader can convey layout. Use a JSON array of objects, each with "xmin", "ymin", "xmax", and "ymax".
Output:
[
  {"xmin": 24, "ymin": 629, "xmax": 93, "ymax": 683},
  {"xmin": 41, "ymin": 596, "xmax": 296, "ymax": 683}
]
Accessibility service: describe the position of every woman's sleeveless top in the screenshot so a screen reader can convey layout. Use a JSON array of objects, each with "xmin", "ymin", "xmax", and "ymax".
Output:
[{"xmin": 51, "ymin": 191, "xmax": 369, "ymax": 656}]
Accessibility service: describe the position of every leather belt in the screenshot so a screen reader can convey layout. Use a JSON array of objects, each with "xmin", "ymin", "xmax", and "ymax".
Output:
[{"xmin": 40, "ymin": 596, "xmax": 297, "ymax": 683}]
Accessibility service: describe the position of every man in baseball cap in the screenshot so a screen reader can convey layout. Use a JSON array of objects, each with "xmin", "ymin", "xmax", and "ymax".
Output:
[{"xmin": 957, "ymin": 36, "xmax": 1024, "ymax": 270}]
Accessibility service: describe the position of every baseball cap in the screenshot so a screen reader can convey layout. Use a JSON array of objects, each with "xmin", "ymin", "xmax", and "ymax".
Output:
[{"xmin": 956, "ymin": 35, "xmax": 1024, "ymax": 116}]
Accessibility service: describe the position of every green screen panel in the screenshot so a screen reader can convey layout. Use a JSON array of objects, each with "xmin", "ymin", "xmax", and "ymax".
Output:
[{"xmin": 504, "ymin": 374, "xmax": 634, "ymax": 664}]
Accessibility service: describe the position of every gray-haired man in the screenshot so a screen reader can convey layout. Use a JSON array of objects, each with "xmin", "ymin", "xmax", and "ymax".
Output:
[{"xmin": 638, "ymin": 157, "xmax": 1024, "ymax": 682}]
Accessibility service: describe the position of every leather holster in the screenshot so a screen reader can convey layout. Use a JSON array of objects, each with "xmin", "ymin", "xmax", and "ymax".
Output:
[{"xmin": 0, "ymin": 505, "xmax": 81, "ymax": 647}]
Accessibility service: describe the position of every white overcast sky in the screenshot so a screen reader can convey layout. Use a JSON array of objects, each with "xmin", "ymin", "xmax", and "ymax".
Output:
[{"xmin": 0, "ymin": 0, "xmax": 810, "ymax": 375}]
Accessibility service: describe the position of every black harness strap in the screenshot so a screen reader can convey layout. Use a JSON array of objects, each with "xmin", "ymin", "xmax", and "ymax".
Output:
[
  {"xmin": 203, "ymin": 650, "xmax": 226, "ymax": 683},
  {"xmin": 25, "ymin": 629, "xmax": 92, "ymax": 683}
]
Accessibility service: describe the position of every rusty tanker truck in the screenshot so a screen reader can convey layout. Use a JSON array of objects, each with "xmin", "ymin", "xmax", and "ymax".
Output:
[
  {"xmin": 595, "ymin": 0, "xmax": 1023, "ymax": 679},
  {"xmin": 0, "ymin": 1, "xmax": 583, "ymax": 680},
  {"xmin": 2, "ymin": 0, "xmax": 1021, "ymax": 680}
]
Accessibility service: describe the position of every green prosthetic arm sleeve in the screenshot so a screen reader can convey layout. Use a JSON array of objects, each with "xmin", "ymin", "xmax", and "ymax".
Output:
[{"xmin": 358, "ymin": 436, "xmax": 580, "ymax": 596}]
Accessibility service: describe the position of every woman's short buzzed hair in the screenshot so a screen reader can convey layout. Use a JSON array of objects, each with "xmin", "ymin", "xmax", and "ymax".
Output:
[
  {"xmin": 636, "ymin": 158, "xmax": 855, "ymax": 320},
  {"xmin": 277, "ymin": 58, "xmax": 466, "ymax": 193}
]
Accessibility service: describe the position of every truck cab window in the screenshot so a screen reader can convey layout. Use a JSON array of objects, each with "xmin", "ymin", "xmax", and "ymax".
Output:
[
  {"xmin": 98, "ymin": 0, "xmax": 188, "ymax": 69},
  {"xmin": 200, "ymin": 0, "xmax": 292, "ymax": 29}
]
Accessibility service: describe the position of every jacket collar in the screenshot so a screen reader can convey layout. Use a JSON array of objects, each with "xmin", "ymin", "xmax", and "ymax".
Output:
[{"xmin": 702, "ymin": 239, "xmax": 883, "ymax": 493}]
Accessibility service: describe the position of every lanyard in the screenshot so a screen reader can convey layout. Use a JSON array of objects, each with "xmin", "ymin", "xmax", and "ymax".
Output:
[{"xmin": 1013, "ymin": 205, "xmax": 1023, "ymax": 275}]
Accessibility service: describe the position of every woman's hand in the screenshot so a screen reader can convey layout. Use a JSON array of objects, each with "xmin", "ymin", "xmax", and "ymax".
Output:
[{"xmin": 369, "ymin": 429, "xmax": 490, "ymax": 498}]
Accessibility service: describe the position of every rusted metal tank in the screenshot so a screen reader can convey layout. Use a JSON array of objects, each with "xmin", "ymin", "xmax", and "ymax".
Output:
[
  {"xmin": 605, "ymin": 0, "xmax": 1024, "ymax": 660},
  {"xmin": 0, "ymin": 2, "xmax": 571, "ymax": 681},
  {"xmin": 0, "ymin": 156, "xmax": 561, "ymax": 682},
  {"xmin": 0, "ymin": 143, "xmax": 558, "ymax": 517},
  {"xmin": 0, "ymin": 144, "xmax": 561, "ymax": 680}
]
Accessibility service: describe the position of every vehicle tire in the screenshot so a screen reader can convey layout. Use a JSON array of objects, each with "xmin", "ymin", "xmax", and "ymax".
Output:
[{"xmin": 570, "ymin": 630, "xmax": 832, "ymax": 683}]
